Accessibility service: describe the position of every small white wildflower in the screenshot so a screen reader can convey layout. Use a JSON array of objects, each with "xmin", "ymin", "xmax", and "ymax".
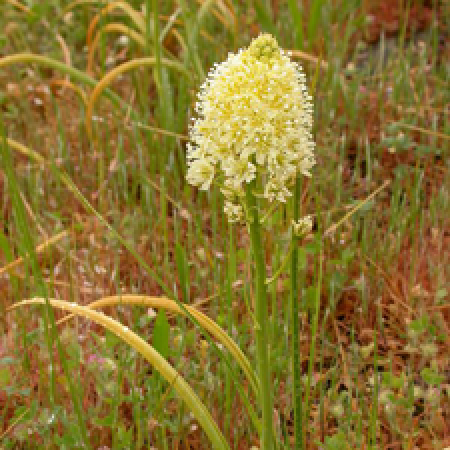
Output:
[
  {"xmin": 186, "ymin": 34, "xmax": 315, "ymax": 221},
  {"xmin": 292, "ymin": 215, "xmax": 313, "ymax": 237}
]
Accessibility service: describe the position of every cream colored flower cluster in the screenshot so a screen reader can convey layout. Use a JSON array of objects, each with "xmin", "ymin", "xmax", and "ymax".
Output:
[{"xmin": 186, "ymin": 34, "xmax": 315, "ymax": 222}]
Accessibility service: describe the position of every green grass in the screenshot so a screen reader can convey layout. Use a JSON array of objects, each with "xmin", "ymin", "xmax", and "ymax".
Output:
[{"xmin": 0, "ymin": 0, "xmax": 449, "ymax": 448}]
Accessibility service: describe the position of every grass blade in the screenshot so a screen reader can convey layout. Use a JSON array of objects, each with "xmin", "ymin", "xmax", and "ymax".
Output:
[
  {"xmin": 253, "ymin": 0, "xmax": 278, "ymax": 39},
  {"xmin": 287, "ymin": 0, "xmax": 304, "ymax": 50},
  {"xmin": 291, "ymin": 175, "xmax": 304, "ymax": 449}
]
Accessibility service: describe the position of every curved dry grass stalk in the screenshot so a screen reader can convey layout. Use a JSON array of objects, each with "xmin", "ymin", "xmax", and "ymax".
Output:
[
  {"xmin": 49, "ymin": 79, "xmax": 88, "ymax": 105},
  {"xmin": 64, "ymin": 0, "xmax": 108, "ymax": 12},
  {"xmin": 8, "ymin": 298, "xmax": 230, "ymax": 450},
  {"xmin": 5, "ymin": 137, "xmax": 45, "ymax": 165},
  {"xmin": 7, "ymin": 0, "xmax": 72, "ymax": 72},
  {"xmin": 86, "ymin": 1, "xmax": 146, "ymax": 44},
  {"xmin": 87, "ymin": 22, "xmax": 146, "ymax": 73},
  {"xmin": 54, "ymin": 294, "xmax": 260, "ymax": 397},
  {"xmin": 6, "ymin": 0, "xmax": 30, "ymax": 13},
  {"xmin": 0, "ymin": 230, "xmax": 69, "ymax": 278},
  {"xmin": 85, "ymin": 57, "xmax": 190, "ymax": 138},
  {"xmin": 323, "ymin": 180, "xmax": 391, "ymax": 238}
]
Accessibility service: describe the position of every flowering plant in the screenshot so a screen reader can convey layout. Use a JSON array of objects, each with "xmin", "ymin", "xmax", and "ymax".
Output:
[
  {"xmin": 187, "ymin": 33, "xmax": 315, "ymax": 222},
  {"xmin": 187, "ymin": 34, "xmax": 315, "ymax": 450}
]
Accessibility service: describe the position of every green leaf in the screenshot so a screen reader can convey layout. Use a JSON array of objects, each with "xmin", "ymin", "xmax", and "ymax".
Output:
[
  {"xmin": 307, "ymin": 0, "xmax": 324, "ymax": 47},
  {"xmin": 0, "ymin": 357, "xmax": 16, "ymax": 365},
  {"xmin": 288, "ymin": 0, "xmax": 304, "ymax": 50},
  {"xmin": 175, "ymin": 242, "xmax": 189, "ymax": 303},
  {"xmin": 153, "ymin": 310, "xmax": 169, "ymax": 360},
  {"xmin": 322, "ymin": 430, "xmax": 348, "ymax": 450},
  {"xmin": 253, "ymin": 0, "xmax": 279, "ymax": 39},
  {"xmin": 304, "ymin": 286, "xmax": 317, "ymax": 313},
  {"xmin": 0, "ymin": 367, "xmax": 12, "ymax": 387},
  {"xmin": 92, "ymin": 413, "xmax": 114, "ymax": 427},
  {"xmin": 421, "ymin": 367, "xmax": 444, "ymax": 386},
  {"xmin": 408, "ymin": 315, "xmax": 429, "ymax": 335},
  {"xmin": 382, "ymin": 372, "xmax": 404, "ymax": 390},
  {"xmin": 436, "ymin": 288, "xmax": 447, "ymax": 301}
]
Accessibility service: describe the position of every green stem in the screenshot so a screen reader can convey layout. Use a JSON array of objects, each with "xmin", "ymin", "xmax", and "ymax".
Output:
[
  {"xmin": 291, "ymin": 175, "xmax": 303, "ymax": 450},
  {"xmin": 246, "ymin": 184, "xmax": 273, "ymax": 450},
  {"xmin": 305, "ymin": 240, "xmax": 323, "ymax": 430},
  {"xmin": 225, "ymin": 223, "xmax": 234, "ymax": 434}
]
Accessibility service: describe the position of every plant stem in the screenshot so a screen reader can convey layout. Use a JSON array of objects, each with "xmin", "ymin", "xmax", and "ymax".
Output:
[
  {"xmin": 246, "ymin": 184, "xmax": 273, "ymax": 450},
  {"xmin": 305, "ymin": 240, "xmax": 323, "ymax": 430},
  {"xmin": 291, "ymin": 175, "xmax": 303, "ymax": 449}
]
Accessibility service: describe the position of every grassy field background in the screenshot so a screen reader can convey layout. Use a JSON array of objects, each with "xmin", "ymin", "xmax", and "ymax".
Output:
[{"xmin": 0, "ymin": 0, "xmax": 449, "ymax": 448}]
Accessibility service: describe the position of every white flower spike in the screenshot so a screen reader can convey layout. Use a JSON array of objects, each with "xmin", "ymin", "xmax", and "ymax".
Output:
[{"xmin": 186, "ymin": 34, "xmax": 315, "ymax": 221}]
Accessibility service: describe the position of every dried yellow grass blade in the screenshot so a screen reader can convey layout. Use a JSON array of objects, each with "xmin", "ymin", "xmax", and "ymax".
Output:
[
  {"xmin": 132, "ymin": 122, "xmax": 188, "ymax": 141},
  {"xmin": 396, "ymin": 123, "xmax": 450, "ymax": 141},
  {"xmin": 88, "ymin": 22, "xmax": 146, "ymax": 73},
  {"xmin": 197, "ymin": 0, "xmax": 230, "ymax": 29},
  {"xmin": 0, "ymin": 230, "xmax": 69, "ymax": 277},
  {"xmin": 85, "ymin": 57, "xmax": 189, "ymax": 138},
  {"xmin": 8, "ymin": 298, "xmax": 229, "ymax": 450},
  {"xmin": 289, "ymin": 49, "xmax": 329, "ymax": 70},
  {"xmin": 64, "ymin": 0, "xmax": 107, "ymax": 12},
  {"xmin": 49, "ymin": 80, "xmax": 87, "ymax": 106},
  {"xmin": 0, "ymin": 406, "xmax": 29, "ymax": 441},
  {"xmin": 324, "ymin": 180, "xmax": 391, "ymax": 237},
  {"xmin": 159, "ymin": 13, "xmax": 183, "ymax": 27},
  {"xmin": 214, "ymin": 0, "xmax": 236, "ymax": 27},
  {"xmin": 87, "ymin": 1, "xmax": 146, "ymax": 45},
  {"xmin": 55, "ymin": 294, "xmax": 259, "ymax": 397},
  {"xmin": 6, "ymin": 0, "xmax": 30, "ymax": 13},
  {"xmin": 170, "ymin": 27, "xmax": 188, "ymax": 53},
  {"xmin": 6, "ymin": 137, "xmax": 45, "ymax": 165}
]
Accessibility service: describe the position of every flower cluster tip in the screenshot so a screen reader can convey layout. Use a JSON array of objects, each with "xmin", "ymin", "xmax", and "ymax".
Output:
[{"xmin": 186, "ymin": 33, "xmax": 315, "ymax": 222}]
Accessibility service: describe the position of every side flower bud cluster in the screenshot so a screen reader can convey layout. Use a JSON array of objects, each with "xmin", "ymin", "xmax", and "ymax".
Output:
[
  {"xmin": 292, "ymin": 215, "xmax": 313, "ymax": 237},
  {"xmin": 186, "ymin": 34, "xmax": 315, "ymax": 222}
]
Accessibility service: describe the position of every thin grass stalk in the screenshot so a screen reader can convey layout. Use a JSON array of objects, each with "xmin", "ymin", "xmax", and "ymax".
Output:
[
  {"xmin": 150, "ymin": 0, "xmax": 162, "ymax": 88},
  {"xmin": 225, "ymin": 223, "xmax": 235, "ymax": 435},
  {"xmin": 290, "ymin": 174, "xmax": 303, "ymax": 449},
  {"xmin": 307, "ymin": 0, "xmax": 324, "ymax": 49},
  {"xmin": 161, "ymin": 176, "xmax": 169, "ymax": 269},
  {"xmin": 149, "ymin": 0, "xmax": 175, "ymax": 171},
  {"xmin": 287, "ymin": 0, "xmax": 304, "ymax": 50},
  {"xmin": 178, "ymin": 0, "xmax": 205, "ymax": 79},
  {"xmin": 370, "ymin": 306, "xmax": 380, "ymax": 448},
  {"xmin": 304, "ymin": 237, "xmax": 323, "ymax": 433},
  {"xmin": 245, "ymin": 183, "xmax": 273, "ymax": 450}
]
